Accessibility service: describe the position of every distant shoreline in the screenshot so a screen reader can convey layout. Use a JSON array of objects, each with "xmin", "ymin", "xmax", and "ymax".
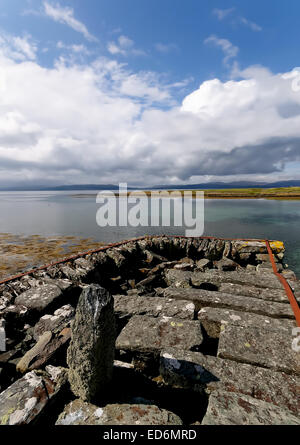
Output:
[{"xmin": 72, "ymin": 186, "xmax": 300, "ymax": 200}]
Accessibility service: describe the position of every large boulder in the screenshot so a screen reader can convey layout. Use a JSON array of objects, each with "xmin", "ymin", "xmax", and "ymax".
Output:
[{"xmin": 14, "ymin": 283, "xmax": 63, "ymax": 315}]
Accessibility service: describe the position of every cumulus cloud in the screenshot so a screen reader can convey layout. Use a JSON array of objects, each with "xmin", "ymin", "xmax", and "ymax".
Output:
[
  {"xmin": 44, "ymin": 1, "xmax": 97, "ymax": 42},
  {"xmin": 0, "ymin": 33, "xmax": 300, "ymax": 186},
  {"xmin": 107, "ymin": 35, "xmax": 145, "ymax": 57},
  {"xmin": 204, "ymin": 35, "xmax": 239, "ymax": 65}
]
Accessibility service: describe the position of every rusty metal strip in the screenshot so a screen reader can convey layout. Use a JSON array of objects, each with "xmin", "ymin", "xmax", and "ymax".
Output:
[{"xmin": 265, "ymin": 240, "xmax": 300, "ymax": 327}]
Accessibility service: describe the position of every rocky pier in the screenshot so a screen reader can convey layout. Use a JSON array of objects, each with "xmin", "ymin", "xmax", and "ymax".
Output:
[{"xmin": 0, "ymin": 236, "xmax": 299, "ymax": 425}]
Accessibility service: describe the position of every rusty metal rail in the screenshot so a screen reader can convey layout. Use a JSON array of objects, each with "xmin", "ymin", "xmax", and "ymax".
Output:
[{"xmin": 265, "ymin": 240, "xmax": 300, "ymax": 327}]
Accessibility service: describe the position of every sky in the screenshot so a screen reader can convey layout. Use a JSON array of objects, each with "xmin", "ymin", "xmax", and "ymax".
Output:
[{"xmin": 0, "ymin": 0, "xmax": 300, "ymax": 187}]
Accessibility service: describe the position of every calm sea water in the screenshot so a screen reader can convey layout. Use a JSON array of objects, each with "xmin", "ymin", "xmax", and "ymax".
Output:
[{"xmin": 0, "ymin": 191, "xmax": 299, "ymax": 277}]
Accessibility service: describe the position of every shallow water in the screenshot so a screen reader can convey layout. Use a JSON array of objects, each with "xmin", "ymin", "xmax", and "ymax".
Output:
[{"xmin": 0, "ymin": 191, "xmax": 299, "ymax": 277}]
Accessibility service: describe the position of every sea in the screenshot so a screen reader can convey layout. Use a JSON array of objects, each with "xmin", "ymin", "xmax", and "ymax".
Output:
[{"xmin": 0, "ymin": 191, "xmax": 299, "ymax": 277}]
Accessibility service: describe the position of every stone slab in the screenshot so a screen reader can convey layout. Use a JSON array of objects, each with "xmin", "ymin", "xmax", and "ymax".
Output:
[
  {"xmin": 29, "ymin": 328, "xmax": 71, "ymax": 370},
  {"xmin": 0, "ymin": 367, "xmax": 67, "ymax": 425},
  {"xmin": 116, "ymin": 315, "xmax": 203, "ymax": 354},
  {"xmin": 33, "ymin": 304, "xmax": 75, "ymax": 340},
  {"xmin": 159, "ymin": 347, "xmax": 300, "ymax": 416},
  {"xmin": 114, "ymin": 295, "xmax": 195, "ymax": 320},
  {"xmin": 218, "ymin": 324, "xmax": 300, "ymax": 376},
  {"xmin": 231, "ymin": 240, "xmax": 269, "ymax": 254},
  {"xmin": 198, "ymin": 307, "xmax": 296, "ymax": 337},
  {"xmin": 162, "ymin": 287, "xmax": 294, "ymax": 319},
  {"xmin": 16, "ymin": 331, "xmax": 52, "ymax": 373},
  {"xmin": 14, "ymin": 284, "xmax": 63, "ymax": 313},
  {"xmin": 190, "ymin": 270, "xmax": 283, "ymax": 290},
  {"xmin": 164, "ymin": 270, "xmax": 192, "ymax": 288},
  {"xmin": 56, "ymin": 399, "xmax": 182, "ymax": 425},
  {"xmin": 218, "ymin": 282, "xmax": 292, "ymax": 304},
  {"xmin": 201, "ymin": 390, "xmax": 300, "ymax": 425}
]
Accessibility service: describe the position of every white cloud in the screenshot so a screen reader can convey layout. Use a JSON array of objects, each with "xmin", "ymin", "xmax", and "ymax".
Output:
[
  {"xmin": 212, "ymin": 7, "xmax": 262, "ymax": 32},
  {"xmin": 204, "ymin": 35, "xmax": 239, "ymax": 65},
  {"xmin": 107, "ymin": 35, "xmax": 145, "ymax": 57},
  {"xmin": 43, "ymin": 1, "xmax": 97, "ymax": 42},
  {"xmin": 239, "ymin": 17, "xmax": 262, "ymax": 32},
  {"xmin": 0, "ymin": 33, "xmax": 300, "ymax": 186},
  {"xmin": 155, "ymin": 43, "xmax": 178, "ymax": 54},
  {"xmin": 212, "ymin": 8, "xmax": 235, "ymax": 20},
  {"xmin": 57, "ymin": 41, "xmax": 90, "ymax": 55},
  {"xmin": 118, "ymin": 35, "xmax": 134, "ymax": 49},
  {"xmin": 0, "ymin": 33, "xmax": 37, "ymax": 61}
]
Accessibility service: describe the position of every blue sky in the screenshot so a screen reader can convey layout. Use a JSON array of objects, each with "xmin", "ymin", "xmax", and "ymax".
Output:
[{"xmin": 0, "ymin": 0, "xmax": 300, "ymax": 186}]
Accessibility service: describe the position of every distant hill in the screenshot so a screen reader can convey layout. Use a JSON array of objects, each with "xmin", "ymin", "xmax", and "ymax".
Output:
[
  {"xmin": 152, "ymin": 180, "xmax": 300, "ymax": 189},
  {"xmin": 1, "ymin": 180, "xmax": 300, "ymax": 191}
]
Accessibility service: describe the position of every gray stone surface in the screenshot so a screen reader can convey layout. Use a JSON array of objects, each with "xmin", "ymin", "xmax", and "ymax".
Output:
[
  {"xmin": 164, "ymin": 270, "xmax": 192, "ymax": 288},
  {"xmin": 190, "ymin": 270, "xmax": 283, "ymax": 290},
  {"xmin": 106, "ymin": 248, "xmax": 127, "ymax": 269},
  {"xmin": 28, "ymin": 327, "xmax": 71, "ymax": 371},
  {"xmin": 33, "ymin": 304, "xmax": 75, "ymax": 340},
  {"xmin": 56, "ymin": 399, "xmax": 183, "ymax": 425},
  {"xmin": 0, "ymin": 368, "xmax": 67, "ymax": 425},
  {"xmin": 218, "ymin": 282, "xmax": 291, "ymax": 304},
  {"xmin": 173, "ymin": 262, "xmax": 194, "ymax": 271},
  {"xmin": 159, "ymin": 347, "xmax": 300, "ymax": 415},
  {"xmin": 214, "ymin": 258, "xmax": 239, "ymax": 271},
  {"xmin": 256, "ymin": 254, "xmax": 274, "ymax": 262},
  {"xmin": 116, "ymin": 315, "xmax": 203, "ymax": 353},
  {"xmin": 202, "ymin": 390, "xmax": 300, "ymax": 425},
  {"xmin": 198, "ymin": 306, "xmax": 296, "ymax": 337},
  {"xmin": 231, "ymin": 240, "xmax": 269, "ymax": 254},
  {"xmin": 143, "ymin": 249, "xmax": 167, "ymax": 265},
  {"xmin": 67, "ymin": 284, "xmax": 116, "ymax": 402},
  {"xmin": 16, "ymin": 331, "xmax": 52, "ymax": 373},
  {"xmin": 195, "ymin": 259, "xmax": 211, "ymax": 271},
  {"xmin": 218, "ymin": 324, "xmax": 300, "ymax": 375},
  {"xmin": 283, "ymin": 270, "xmax": 297, "ymax": 281},
  {"xmin": 14, "ymin": 284, "xmax": 63, "ymax": 313},
  {"xmin": 114, "ymin": 294, "xmax": 195, "ymax": 320},
  {"xmin": 162, "ymin": 287, "xmax": 294, "ymax": 319}
]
